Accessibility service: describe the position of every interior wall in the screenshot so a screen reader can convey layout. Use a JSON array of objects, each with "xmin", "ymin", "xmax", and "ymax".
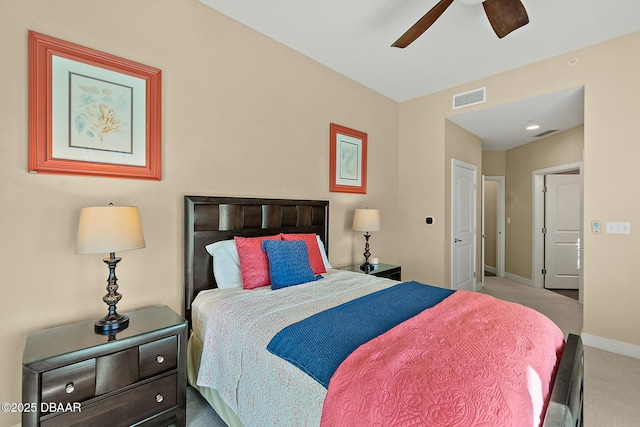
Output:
[
  {"xmin": 0, "ymin": 1, "xmax": 400, "ymax": 423},
  {"xmin": 396, "ymin": 95, "xmax": 447, "ymax": 287},
  {"xmin": 444, "ymin": 120, "xmax": 483, "ymax": 287},
  {"xmin": 399, "ymin": 32, "xmax": 640, "ymax": 352},
  {"xmin": 482, "ymin": 151, "xmax": 507, "ymax": 176}
]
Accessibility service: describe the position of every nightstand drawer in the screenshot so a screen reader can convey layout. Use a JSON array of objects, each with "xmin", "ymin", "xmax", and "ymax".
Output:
[
  {"xmin": 139, "ymin": 335, "xmax": 178, "ymax": 379},
  {"xmin": 96, "ymin": 347, "xmax": 139, "ymax": 395},
  {"xmin": 42, "ymin": 373, "xmax": 177, "ymax": 427},
  {"xmin": 41, "ymin": 359, "xmax": 96, "ymax": 406}
]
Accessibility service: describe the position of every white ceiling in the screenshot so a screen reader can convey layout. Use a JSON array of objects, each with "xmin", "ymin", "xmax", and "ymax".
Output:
[
  {"xmin": 449, "ymin": 86, "xmax": 585, "ymax": 151},
  {"xmin": 199, "ymin": 0, "xmax": 640, "ymax": 150}
]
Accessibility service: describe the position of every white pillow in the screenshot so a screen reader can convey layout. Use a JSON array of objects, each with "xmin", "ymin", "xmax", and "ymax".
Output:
[
  {"xmin": 205, "ymin": 240, "xmax": 243, "ymax": 289},
  {"xmin": 316, "ymin": 235, "xmax": 332, "ymax": 270}
]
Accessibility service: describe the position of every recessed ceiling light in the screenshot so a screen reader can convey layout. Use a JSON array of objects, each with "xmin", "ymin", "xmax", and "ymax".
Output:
[{"xmin": 527, "ymin": 124, "xmax": 540, "ymax": 130}]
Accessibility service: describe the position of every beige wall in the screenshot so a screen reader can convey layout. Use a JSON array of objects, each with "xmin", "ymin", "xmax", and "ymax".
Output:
[
  {"xmin": 399, "ymin": 33, "xmax": 640, "ymax": 353},
  {"xmin": 444, "ymin": 120, "xmax": 483, "ymax": 287},
  {"xmin": 396, "ymin": 93, "xmax": 483, "ymax": 289},
  {"xmin": 505, "ymin": 126, "xmax": 584, "ymax": 280},
  {"xmin": 482, "ymin": 151, "xmax": 507, "ymax": 176},
  {"xmin": 397, "ymin": 95, "xmax": 447, "ymax": 287},
  {"xmin": 0, "ymin": 1, "xmax": 399, "ymax": 423}
]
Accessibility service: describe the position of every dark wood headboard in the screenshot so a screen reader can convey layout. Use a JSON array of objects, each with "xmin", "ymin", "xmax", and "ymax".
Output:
[{"xmin": 184, "ymin": 195, "xmax": 329, "ymax": 326}]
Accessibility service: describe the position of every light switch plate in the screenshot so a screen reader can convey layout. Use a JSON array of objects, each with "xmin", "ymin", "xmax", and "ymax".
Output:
[{"xmin": 606, "ymin": 222, "xmax": 631, "ymax": 235}]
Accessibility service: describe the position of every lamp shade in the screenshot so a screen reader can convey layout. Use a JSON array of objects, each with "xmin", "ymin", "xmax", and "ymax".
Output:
[
  {"xmin": 353, "ymin": 208, "xmax": 381, "ymax": 232},
  {"xmin": 76, "ymin": 206, "xmax": 146, "ymax": 255}
]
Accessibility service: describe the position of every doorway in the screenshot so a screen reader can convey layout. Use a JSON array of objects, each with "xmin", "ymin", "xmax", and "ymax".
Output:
[
  {"xmin": 482, "ymin": 176, "xmax": 505, "ymax": 285},
  {"xmin": 533, "ymin": 162, "xmax": 584, "ymax": 303},
  {"xmin": 544, "ymin": 173, "xmax": 581, "ymax": 290}
]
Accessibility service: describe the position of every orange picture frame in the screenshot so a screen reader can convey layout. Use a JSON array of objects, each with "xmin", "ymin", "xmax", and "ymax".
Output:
[
  {"xmin": 28, "ymin": 31, "xmax": 162, "ymax": 180},
  {"xmin": 329, "ymin": 123, "xmax": 367, "ymax": 194}
]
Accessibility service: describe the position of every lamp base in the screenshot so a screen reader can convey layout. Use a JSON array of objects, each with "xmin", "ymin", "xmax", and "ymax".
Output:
[
  {"xmin": 95, "ymin": 313, "xmax": 129, "ymax": 334},
  {"xmin": 94, "ymin": 253, "xmax": 129, "ymax": 335},
  {"xmin": 360, "ymin": 232, "xmax": 375, "ymax": 274},
  {"xmin": 360, "ymin": 262, "xmax": 374, "ymax": 273}
]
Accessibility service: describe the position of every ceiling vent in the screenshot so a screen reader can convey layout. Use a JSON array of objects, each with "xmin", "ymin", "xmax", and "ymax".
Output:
[
  {"xmin": 534, "ymin": 129, "xmax": 558, "ymax": 138},
  {"xmin": 453, "ymin": 87, "xmax": 486, "ymax": 110}
]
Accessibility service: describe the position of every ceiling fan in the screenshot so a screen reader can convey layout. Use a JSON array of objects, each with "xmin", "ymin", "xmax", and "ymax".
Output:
[{"xmin": 392, "ymin": 0, "xmax": 529, "ymax": 48}]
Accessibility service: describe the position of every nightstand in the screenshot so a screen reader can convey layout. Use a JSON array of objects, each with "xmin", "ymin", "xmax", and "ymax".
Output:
[
  {"xmin": 22, "ymin": 305, "xmax": 187, "ymax": 427},
  {"xmin": 339, "ymin": 263, "xmax": 402, "ymax": 281}
]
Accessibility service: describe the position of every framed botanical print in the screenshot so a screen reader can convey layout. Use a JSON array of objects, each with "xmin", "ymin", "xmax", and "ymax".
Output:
[
  {"xmin": 329, "ymin": 123, "xmax": 367, "ymax": 194},
  {"xmin": 28, "ymin": 31, "xmax": 162, "ymax": 180}
]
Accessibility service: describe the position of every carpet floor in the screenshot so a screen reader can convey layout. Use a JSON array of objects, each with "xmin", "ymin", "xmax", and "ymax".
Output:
[
  {"xmin": 186, "ymin": 385, "xmax": 226, "ymax": 427},
  {"xmin": 480, "ymin": 276, "xmax": 640, "ymax": 427}
]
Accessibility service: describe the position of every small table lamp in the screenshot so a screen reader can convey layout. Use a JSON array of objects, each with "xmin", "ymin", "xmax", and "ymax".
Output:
[
  {"xmin": 353, "ymin": 208, "xmax": 381, "ymax": 273},
  {"xmin": 76, "ymin": 205, "xmax": 145, "ymax": 333}
]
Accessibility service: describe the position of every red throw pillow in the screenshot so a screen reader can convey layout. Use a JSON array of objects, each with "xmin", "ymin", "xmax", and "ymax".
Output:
[
  {"xmin": 280, "ymin": 233, "xmax": 327, "ymax": 275},
  {"xmin": 235, "ymin": 235, "xmax": 280, "ymax": 290}
]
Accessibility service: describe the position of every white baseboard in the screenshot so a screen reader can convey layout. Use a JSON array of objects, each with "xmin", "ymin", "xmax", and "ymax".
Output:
[
  {"xmin": 503, "ymin": 272, "xmax": 534, "ymax": 287},
  {"xmin": 582, "ymin": 333, "xmax": 640, "ymax": 359},
  {"xmin": 483, "ymin": 265, "xmax": 496, "ymax": 275}
]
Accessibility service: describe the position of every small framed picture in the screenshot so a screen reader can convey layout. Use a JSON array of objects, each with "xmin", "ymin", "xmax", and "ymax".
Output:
[
  {"xmin": 329, "ymin": 123, "xmax": 367, "ymax": 194},
  {"xmin": 28, "ymin": 31, "xmax": 162, "ymax": 180}
]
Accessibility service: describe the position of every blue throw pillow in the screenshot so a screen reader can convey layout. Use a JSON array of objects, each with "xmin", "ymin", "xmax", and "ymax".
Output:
[{"xmin": 262, "ymin": 240, "xmax": 319, "ymax": 290}]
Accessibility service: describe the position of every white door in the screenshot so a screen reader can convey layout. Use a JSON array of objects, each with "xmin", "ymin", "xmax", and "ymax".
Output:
[
  {"xmin": 545, "ymin": 174, "xmax": 581, "ymax": 289},
  {"xmin": 452, "ymin": 160, "xmax": 477, "ymax": 291},
  {"xmin": 481, "ymin": 174, "xmax": 486, "ymax": 287}
]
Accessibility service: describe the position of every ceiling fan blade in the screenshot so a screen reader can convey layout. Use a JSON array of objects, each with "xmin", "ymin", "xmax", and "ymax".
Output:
[
  {"xmin": 392, "ymin": 0, "xmax": 455, "ymax": 48},
  {"xmin": 483, "ymin": 0, "xmax": 529, "ymax": 38}
]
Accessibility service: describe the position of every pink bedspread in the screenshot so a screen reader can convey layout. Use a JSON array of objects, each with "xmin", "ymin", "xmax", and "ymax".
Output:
[{"xmin": 320, "ymin": 290, "xmax": 564, "ymax": 427}]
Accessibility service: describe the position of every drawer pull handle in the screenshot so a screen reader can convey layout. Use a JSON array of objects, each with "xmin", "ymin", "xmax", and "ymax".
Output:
[
  {"xmin": 156, "ymin": 355, "xmax": 165, "ymax": 364},
  {"xmin": 65, "ymin": 383, "xmax": 75, "ymax": 394},
  {"xmin": 156, "ymin": 394, "xmax": 164, "ymax": 403}
]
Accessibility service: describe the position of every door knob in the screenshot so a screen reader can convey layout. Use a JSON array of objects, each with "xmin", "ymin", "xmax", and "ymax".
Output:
[{"xmin": 454, "ymin": 238, "xmax": 462, "ymax": 243}]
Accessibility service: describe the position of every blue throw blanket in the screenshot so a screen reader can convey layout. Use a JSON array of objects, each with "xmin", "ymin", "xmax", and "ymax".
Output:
[{"xmin": 266, "ymin": 281, "xmax": 455, "ymax": 388}]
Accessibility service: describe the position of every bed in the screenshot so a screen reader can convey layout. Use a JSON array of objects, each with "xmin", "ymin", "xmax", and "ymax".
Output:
[{"xmin": 184, "ymin": 195, "xmax": 584, "ymax": 427}]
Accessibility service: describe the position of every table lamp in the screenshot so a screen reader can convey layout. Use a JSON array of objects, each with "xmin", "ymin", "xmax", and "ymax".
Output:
[
  {"xmin": 76, "ymin": 204, "xmax": 145, "ymax": 333},
  {"xmin": 353, "ymin": 208, "xmax": 381, "ymax": 273}
]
